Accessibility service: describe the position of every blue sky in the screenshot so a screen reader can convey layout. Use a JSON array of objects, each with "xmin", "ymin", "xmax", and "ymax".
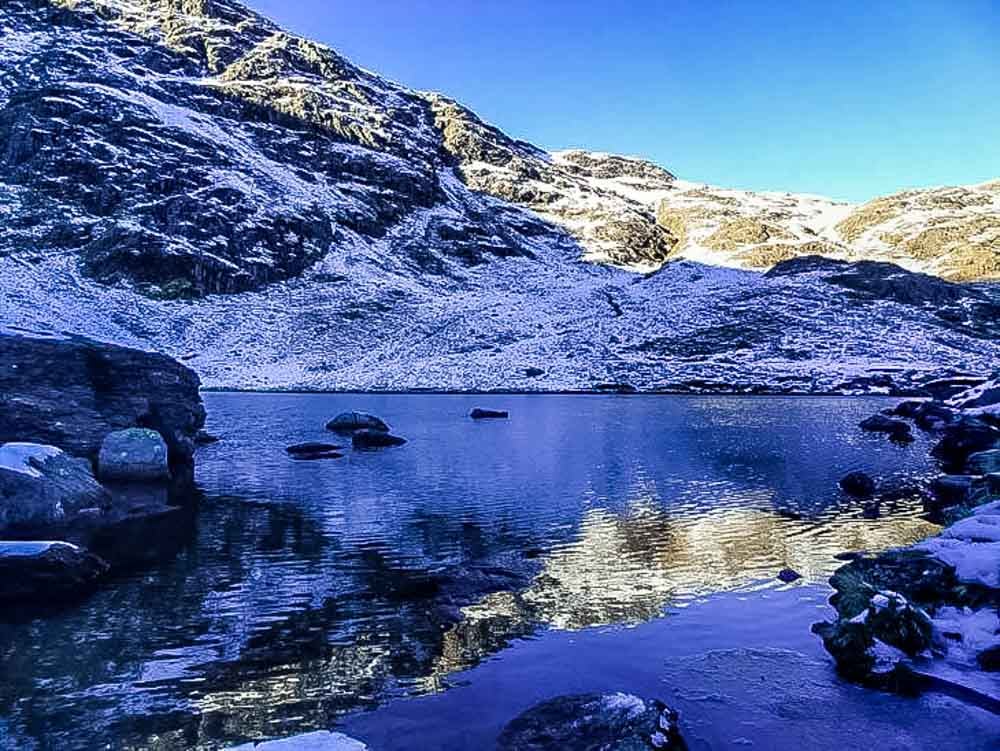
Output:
[{"xmin": 246, "ymin": 1, "xmax": 999, "ymax": 202}]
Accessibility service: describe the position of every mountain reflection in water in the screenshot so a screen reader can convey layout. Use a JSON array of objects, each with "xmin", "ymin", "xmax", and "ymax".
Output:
[{"xmin": 0, "ymin": 394, "xmax": 941, "ymax": 750}]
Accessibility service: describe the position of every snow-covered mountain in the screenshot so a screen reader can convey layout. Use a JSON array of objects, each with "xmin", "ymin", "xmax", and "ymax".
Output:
[{"xmin": 2, "ymin": 0, "xmax": 998, "ymax": 391}]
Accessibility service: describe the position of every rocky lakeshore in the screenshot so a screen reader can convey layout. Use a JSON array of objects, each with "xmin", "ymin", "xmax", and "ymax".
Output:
[
  {"xmin": 814, "ymin": 377, "xmax": 1000, "ymax": 709},
  {"xmin": 0, "ymin": 331, "xmax": 206, "ymax": 608}
]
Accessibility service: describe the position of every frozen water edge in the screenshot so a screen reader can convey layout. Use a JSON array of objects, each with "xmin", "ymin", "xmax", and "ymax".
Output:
[{"xmin": 337, "ymin": 586, "xmax": 999, "ymax": 751}]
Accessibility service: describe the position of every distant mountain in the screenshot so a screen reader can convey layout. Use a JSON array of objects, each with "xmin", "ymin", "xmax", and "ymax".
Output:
[{"xmin": 2, "ymin": 0, "xmax": 998, "ymax": 391}]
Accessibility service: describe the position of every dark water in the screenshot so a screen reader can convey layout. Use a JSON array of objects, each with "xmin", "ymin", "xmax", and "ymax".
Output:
[{"xmin": 0, "ymin": 395, "xmax": 952, "ymax": 749}]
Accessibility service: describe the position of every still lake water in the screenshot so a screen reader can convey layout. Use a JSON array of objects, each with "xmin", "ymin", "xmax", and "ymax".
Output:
[{"xmin": 2, "ymin": 394, "xmax": 995, "ymax": 750}]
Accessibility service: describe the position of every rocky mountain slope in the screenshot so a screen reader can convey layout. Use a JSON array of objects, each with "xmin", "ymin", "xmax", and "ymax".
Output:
[{"xmin": 1, "ymin": 0, "xmax": 998, "ymax": 391}]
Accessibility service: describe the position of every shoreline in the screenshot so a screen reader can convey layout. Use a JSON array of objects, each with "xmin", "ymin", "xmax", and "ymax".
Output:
[{"xmin": 200, "ymin": 387, "xmax": 927, "ymax": 397}]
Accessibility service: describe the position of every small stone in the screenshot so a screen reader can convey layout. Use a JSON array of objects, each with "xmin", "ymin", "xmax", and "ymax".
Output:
[
  {"xmin": 840, "ymin": 471, "xmax": 876, "ymax": 497},
  {"xmin": 352, "ymin": 429, "xmax": 406, "ymax": 449},
  {"xmin": 778, "ymin": 568, "xmax": 802, "ymax": 583},
  {"xmin": 286, "ymin": 442, "xmax": 343, "ymax": 455},
  {"xmin": 525, "ymin": 367, "xmax": 545, "ymax": 378},
  {"xmin": 470, "ymin": 408, "xmax": 509, "ymax": 419}
]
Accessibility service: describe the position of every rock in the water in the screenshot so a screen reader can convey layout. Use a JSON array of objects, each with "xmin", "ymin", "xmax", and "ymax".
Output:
[
  {"xmin": 778, "ymin": 568, "xmax": 802, "ymax": 583},
  {"xmin": 977, "ymin": 645, "xmax": 1000, "ymax": 671},
  {"xmin": 966, "ymin": 449, "xmax": 1000, "ymax": 475},
  {"xmin": 0, "ymin": 443, "xmax": 110, "ymax": 532},
  {"xmin": 352, "ymin": 429, "xmax": 406, "ymax": 448},
  {"xmin": 497, "ymin": 693, "xmax": 687, "ymax": 751},
  {"xmin": 860, "ymin": 414, "xmax": 913, "ymax": 442},
  {"xmin": 98, "ymin": 428, "xmax": 170, "ymax": 482},
  {"xmin": 932, "ymin": 416, "xmax": 1000, "ymax": 471},
  {"xmin": 326, "ymin": 412, "xmax": 390, "ymax": 433},
  {"xmin": 928, "ymin": 475, "xmax": 990, "ymax": 516},
  {"xmin": 470, "ymin": 408, "xmax": 509, "ymax": 419},
  {"xmin": 195, "ymin": 430, "xmax": 221, "ymax": 445},
  {"xmin": 291, "ymin": 451, "xmax": 344, "ymax": 461},
  {"xmin": 525, "ymin": 367, "xmax": 545, "ymax": 378},
  {"xmin": 0, "ymin": 333, "xmax": 205, "ymax": 467},
  {"xmin": 839, "ymin": 471, "xmax": 876, "ymax": 497},
  {"xmin": 286, "ymin": 442, "xmax": 343, "ymax": 455},
  {"xmin": 0, "ymin": 541, "xmax": 109, "ymax": 603}
]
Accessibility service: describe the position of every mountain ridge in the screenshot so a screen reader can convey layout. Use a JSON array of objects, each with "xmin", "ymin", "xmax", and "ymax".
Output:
[{"xmin": 1, "ymin": 0, "xmax": 998, "ymax": 392}]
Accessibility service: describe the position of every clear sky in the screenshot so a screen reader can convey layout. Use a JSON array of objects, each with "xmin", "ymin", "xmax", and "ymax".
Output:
[{"xmin": 246, "ymin": 1, "xmax": 999, "ymax": 202}]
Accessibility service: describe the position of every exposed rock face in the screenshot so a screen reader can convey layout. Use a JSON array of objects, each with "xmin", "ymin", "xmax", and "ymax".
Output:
[
  {"xmin": 0, "ymin": 540, "xmax": 109, "ymax": 603},
  {"xmin": 0, "ymin": 332, "xmax": 205, "ymax": 466},
  {"xmin": 98, "ymin": 428, "xmax": 170, "ymax": 482},
  {"xmin": 0, "ymin": 442, "xmax": 110, "ymax": 531}
]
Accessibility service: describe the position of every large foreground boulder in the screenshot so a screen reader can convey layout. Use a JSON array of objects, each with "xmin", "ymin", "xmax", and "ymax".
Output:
[
  {"xmin": 98, "ymin": 428, "xmax": 170, "ymax": 482},
  {"xmin": 0, "ymin": 443, "xmax": 110, "ymax": 532},
  {"xmin": 326, "ymin": 412, "xmax": 390, "ymax": 433},
  {"xmin": 0, "ymin": 541, "xmax": 109, "ymax": 603},
  {"xmin": 498, "ymin": 693, "xmax": 687, "ymax": 751},
  {"xmin": 0, "ymin": 333, "xmax": 205, "ymax": 467}
]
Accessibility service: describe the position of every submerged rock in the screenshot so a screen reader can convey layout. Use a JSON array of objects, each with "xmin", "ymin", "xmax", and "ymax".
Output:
[
  {"xmin": 470, "ymin": 408, "xmax": 509, "ymax": 419},
  {"xmin": 839, "ymin": 471, "xmax": 876, "ymax": 497},
  {"xmin": 98, "ymin": 428, "xmax": 170, "ymax": 482},
  {"xmin": 286, "ymin": 442, "xmax": 343, "ymax": 455},
  {"xmin": 0, "ymin": 541, "xmax": 109, "ymax": 603},
  {"xmin": 0, "ymin": 443, "xmax": 110, "ymax": 532},
  {"xmin": 860, "ymin": 414, "xmax": 913, "ymax": 442},
  {"xmin": 352, "ymin": 429, "xmax": 406, "ymax": 448},
  {"xmin": 497, "ymin": 693, "xmax": 687, "ymax": 751},
  {"xmin": 525, "ymin": 367, "xmax": 545, "ymax": 378},
  {"xmin": 290, "ymin": 451, "xmax": 343, "ymax": 461},
  {"xmin": 326, "ymin": 412, "xmax": 390, "ymax": 433}
]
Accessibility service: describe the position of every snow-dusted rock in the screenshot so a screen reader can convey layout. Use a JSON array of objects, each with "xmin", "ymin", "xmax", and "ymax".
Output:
[
  {"xmin": 0, "ymin": 442, "xmax": 110, "ymax": 532},
  {"xmin": 0, "ymin": 540, "xmax": 109, "ymax": 602}
]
